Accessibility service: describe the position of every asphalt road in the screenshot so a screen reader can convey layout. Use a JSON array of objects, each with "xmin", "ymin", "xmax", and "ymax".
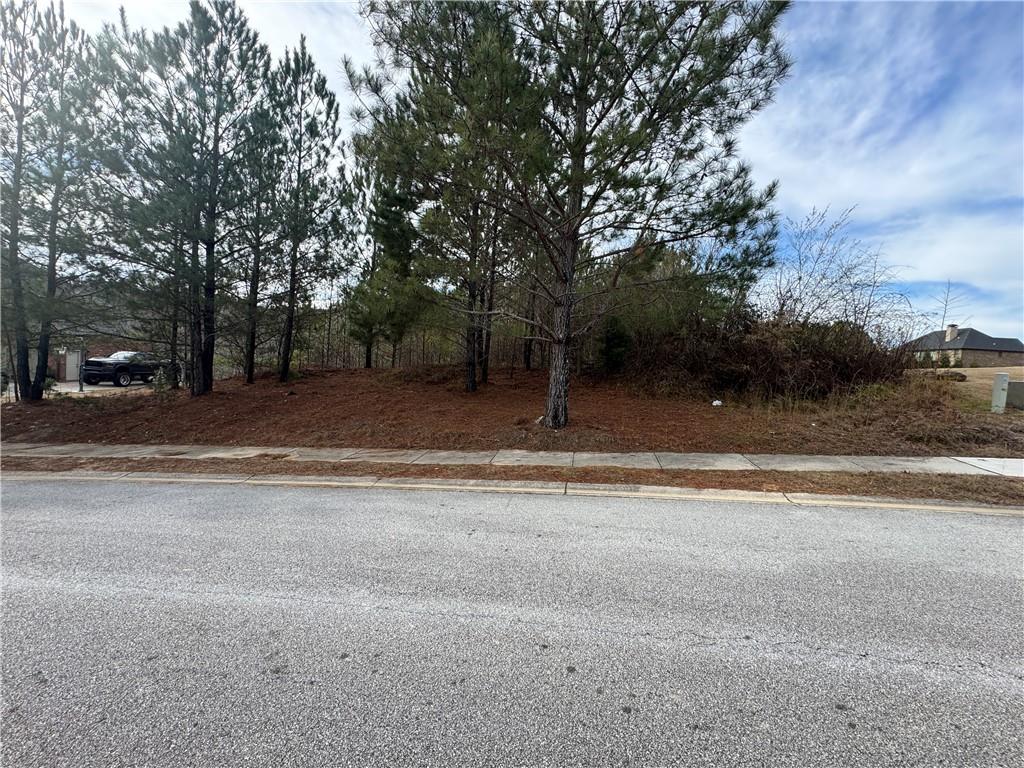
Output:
[{"xmin": 2, "ymin": 479, "xmax": 1021, "ymax": 767}]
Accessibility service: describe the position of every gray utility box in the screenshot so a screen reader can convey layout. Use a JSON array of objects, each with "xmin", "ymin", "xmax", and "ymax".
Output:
[{"xmin": 1007, "ymin": 381, "xmax": 1024, "ymax": 411}]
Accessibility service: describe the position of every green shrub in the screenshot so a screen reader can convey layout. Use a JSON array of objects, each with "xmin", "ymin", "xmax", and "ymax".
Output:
[
  {"xmin": 152, "ymin": 367, "xmax": 170, "ymax": 393},
  {"xmin": 597, "ymin": 315, "xmax": 631, "ymax": 375},
  {"xmin": 603, "ymin": 312, "xmax": 909, "ymax": 400}
]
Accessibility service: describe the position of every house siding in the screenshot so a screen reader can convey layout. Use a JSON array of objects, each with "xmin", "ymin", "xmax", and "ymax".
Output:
[
  {"xmin": 914, "ymin": 348, "xmax": 1024, "ymax": 367},
  {"xmin": 959, "ymin": 349, "xmax": 1024, "ymax": 367}
]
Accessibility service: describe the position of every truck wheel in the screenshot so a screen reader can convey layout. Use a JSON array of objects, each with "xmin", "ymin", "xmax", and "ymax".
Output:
[
  {"xmin": 84, "ymin": 375, "xmax": 100, "ymax": 386},
  {"xmin": 143, "ymin": 374, "xmax": 154, "ymax": 383},
  {"xmin": 114, "ymin": 370, "xmax": 132, "ymax": 387}
]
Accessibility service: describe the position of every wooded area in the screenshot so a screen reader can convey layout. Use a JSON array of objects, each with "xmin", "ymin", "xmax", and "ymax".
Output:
[{"xmin": 2, "ymin": 0, "xmax": 917, "ymax": 427}]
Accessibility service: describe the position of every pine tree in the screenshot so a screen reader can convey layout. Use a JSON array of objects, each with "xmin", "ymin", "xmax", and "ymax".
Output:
[
  {"xmin": 358, "ymin": 0, "xmax": 791, "ymax": 426},
  {"xmin": 91, "ymin": 11, "xmax": 201, "ymax": 388},
  {"xmin": 93, "ymin": 0, "xmax": 271, "ymax": 394},
  {"xmin": 349, "ymin": 1, "xmax": 533, "ymax": 391},
  {"xmin": 273, "ymin": 35, "xmax": 345, "ymax": 383},
  {"xmin": 188, "ymin": 0, "xmax": 271, "ymax": 393},
  {"xmin": 24, "ymin": 2, "xmax": 97, "ymax": 399},
  {"xmin": 371, "ymin": 178, "xmax": 428, "ymax": 367},
  {"xmin": 1, "ymin": 0, "xmax": 47, "ymax": 399},
  {"xmin": 232, "ymin": 102, "xmax": 284, "ymax": 384}
]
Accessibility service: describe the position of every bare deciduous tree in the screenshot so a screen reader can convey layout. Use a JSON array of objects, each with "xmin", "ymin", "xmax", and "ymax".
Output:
[{"xmin": 760, "ymin": 207, "xmax": 917, "ymax": 347}]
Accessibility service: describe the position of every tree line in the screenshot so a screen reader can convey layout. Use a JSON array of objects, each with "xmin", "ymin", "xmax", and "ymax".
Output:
[
  {"xmin": 3, "ymin": 0, "xmax": 917, "ymax": 423},
  {"xmin": 346, "ymin": 0, "xmax": 791, "ymax": 426},
  {"xmin": 3, "ymin": 0, "xmax": 352, "ymax": 399}
]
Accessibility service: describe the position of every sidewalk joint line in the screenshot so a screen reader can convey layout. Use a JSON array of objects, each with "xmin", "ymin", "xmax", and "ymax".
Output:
[
  {"xmin": 947, "ymin": 456, "xmax": 1002, "ymax": 476},
  {"xmin": 742, "ymin": 454, "xmax": 765, "ymax": 470}
]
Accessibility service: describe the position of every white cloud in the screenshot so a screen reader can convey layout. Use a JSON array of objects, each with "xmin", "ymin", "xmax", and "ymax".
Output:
[
  {"xmin": 876, "ymin": 210, "xmax": 1023, "ymax": 338},
  {"xmin": 741, "ymin": 1, "xmax": 1024, "ymax": 338},
  {"xmin": 65, "ymin": 0, "xmax": 376, "ymax": 127}
]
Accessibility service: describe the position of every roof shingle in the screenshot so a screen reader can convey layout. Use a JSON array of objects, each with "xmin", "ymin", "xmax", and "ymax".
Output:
[{"xmin": 911, "ymin": 328, "xmax": 1023, "ymax": 353}]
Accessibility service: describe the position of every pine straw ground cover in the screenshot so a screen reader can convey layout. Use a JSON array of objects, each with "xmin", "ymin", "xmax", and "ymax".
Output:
[
  {"xmin": 2, "ymin": 367, "xmax": 1023, "ymax": 457},
  {"xmin": 4, "ymin": 455, "xmax": 1022, "ymax": 507}
]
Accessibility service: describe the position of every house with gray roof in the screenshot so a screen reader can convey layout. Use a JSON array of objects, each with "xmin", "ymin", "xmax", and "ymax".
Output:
[{"xmin": 911, "ymin": 325, "xmax": 1024, "ymax": 367}]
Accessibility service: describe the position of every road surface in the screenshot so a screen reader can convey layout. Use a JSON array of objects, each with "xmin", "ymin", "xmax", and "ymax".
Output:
[{"xmin": 2, "ymin": 479, "xmax": 1021, "ymax": 766}]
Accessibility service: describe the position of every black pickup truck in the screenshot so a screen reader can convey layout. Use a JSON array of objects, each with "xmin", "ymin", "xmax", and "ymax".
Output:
[{"xmin": 81, "ymin": 351, "xmax": 172, "ymax": 387}]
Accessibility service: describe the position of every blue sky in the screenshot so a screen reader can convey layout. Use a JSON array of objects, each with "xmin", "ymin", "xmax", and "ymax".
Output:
[{"xmin": 67, "ymin": 1, "xmax": 1024, "ymax": 339}]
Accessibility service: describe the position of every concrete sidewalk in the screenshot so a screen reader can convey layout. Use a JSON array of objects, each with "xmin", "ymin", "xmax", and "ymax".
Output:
[{"xmin": 2, "ymin": 441, "xmax": 1022, "ymax": 477}]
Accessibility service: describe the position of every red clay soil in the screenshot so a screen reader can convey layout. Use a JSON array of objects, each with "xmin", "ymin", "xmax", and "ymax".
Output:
[
  {"xmin": 2, "ymin": 366, "xmax": 1023, "ymax": 457},
  {"xmin": 5, "ymin": 455, "xmax": 1022, "ymax": 507}
]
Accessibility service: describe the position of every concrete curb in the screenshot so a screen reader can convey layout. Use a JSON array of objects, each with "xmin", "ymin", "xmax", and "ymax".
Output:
[
  {"xmin": 3, "ymin": 470, "xmax": 1021, "ymax": 518},
  {"xmin": 565, "ymin": 482, "xmax": 792, "ymax": 505},
  {"xmin": 374, "ymin": 477, "xmax": 567, "ymax": 494}
]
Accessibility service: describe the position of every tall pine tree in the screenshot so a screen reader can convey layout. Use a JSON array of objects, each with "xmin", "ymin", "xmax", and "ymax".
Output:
[
  {"xmin": 274, "ymin": 36, "xmax": 345, "ymax": 383},
  {"xmin": 358, "ymin": 0, "xmax": 790, "ymax": 426}
]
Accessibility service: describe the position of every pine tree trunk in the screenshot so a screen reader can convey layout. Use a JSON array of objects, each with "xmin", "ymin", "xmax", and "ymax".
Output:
[
  {"xmin": 324, "ymin": 297, "xmax": 333, "ymax": 369},
  {"xmin": 465, "ymin": 285, "xmax": 478, "ymax": 393},
  {"xmin": 482, "ymin": 298, "xmax": 496, "ymax": 378},
  {"xmin": 279, "ymin": 80, "xmax": 305, "ymax": 384},
  {"xmin": 198, "ymin": 109, "xmax": 222, "ymax": 395},
  {"xmin": 543, "ymin": 217, "xmax": 581, "ymax": 428},
  {"xmin": 243, "ymin": 242, "xmax": 262, "ymax": 384},
  {"xmin": 165, "ymin": 236, "xmax": 183, "ymax": 389},
  {"xmin": 475, "ymin": 287, "xmax": 485, "ymax": 382},
  {"xmin": 5, "ymin": 329, "xmax": 19, "ymax": 402},
  {"xmin": 279, "ymin": 238, "xmax": 300, "ymax": 382},
  {"xmin": 6, "ymin": 96, "xmax": 32, "ymax": 401},
  {"xmin": 189, "ymin": 290, "xmax": 203, "ymax": 394},
  {"xmin": 543, "ymin": 66, "xmax": 587, "ymax": 428},
  {"xmin": 31, "ymin": 148, "xmax": 67, "ymax": 400},
  {"xmin": 544, "ymin": 287, "xmax": 573, "ymax": 428},
  {"xmin": 188, "ymin": 222, "xmax": 206, "ymax": 396},
  {"xmin": 464, "ymin": 201, "xmax": 481, "ymax": 393},
  {"xmin": 201, "ymin": 237, "xmax": 216, "ymax": 391},
  {"xmin": 169, "ymin": 295, "xmax": 180, "ymax": 390},
  {"xmin": 364, "ymin": 340, "xmax": 373, "ymax": 369},
  {"xmin": 189, "ymin": 297, "xmax": 203, "ymax": 395},
  {"xmin": 481, "ymin": 218, "xmax": 497, "ymax": 384},
  {"xmin": 523, "ymin": 283, "xmax": 536, "ymax": 371}
]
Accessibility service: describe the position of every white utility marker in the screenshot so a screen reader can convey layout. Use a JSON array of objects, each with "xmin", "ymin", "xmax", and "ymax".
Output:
[{"xmin": 991, "ymin": 372, "xmax": 1009, "ymax": 414}]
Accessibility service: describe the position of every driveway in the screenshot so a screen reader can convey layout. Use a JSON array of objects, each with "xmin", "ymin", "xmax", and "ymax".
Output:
[
  {"xmin": 2, "ymin": 480, "xmax": 1021, "ymax": 766},
  {"xmin": 52, "ymin": 380, "xmax": 153, "ymax": 397},
  {"xmin": 1, "ymin": 381, "xmax": 153, "ymax": 401}
]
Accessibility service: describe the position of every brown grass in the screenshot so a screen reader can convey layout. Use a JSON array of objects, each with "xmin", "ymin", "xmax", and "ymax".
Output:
[
  {"xmin": 4, "ymin": 455, "xmax": 1022, "ymax": 507},
  {"xmin": 2, "ymin": 367, "xmax": 1022, "ymax": 457},
  {"xmin": 948, "ymin": 366, "xmax": 1024, "ymax": 404}
]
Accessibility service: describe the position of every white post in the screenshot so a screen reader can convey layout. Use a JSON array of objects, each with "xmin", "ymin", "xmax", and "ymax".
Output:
[{"xmin": 991, "ymin": 372, "xmax": 1009, "ymax": 414}]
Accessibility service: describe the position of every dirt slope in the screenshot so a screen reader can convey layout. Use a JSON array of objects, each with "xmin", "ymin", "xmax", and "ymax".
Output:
[{"xmin": 3, "ymin": 367, "xmax": 1022, "ymax": 457}]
